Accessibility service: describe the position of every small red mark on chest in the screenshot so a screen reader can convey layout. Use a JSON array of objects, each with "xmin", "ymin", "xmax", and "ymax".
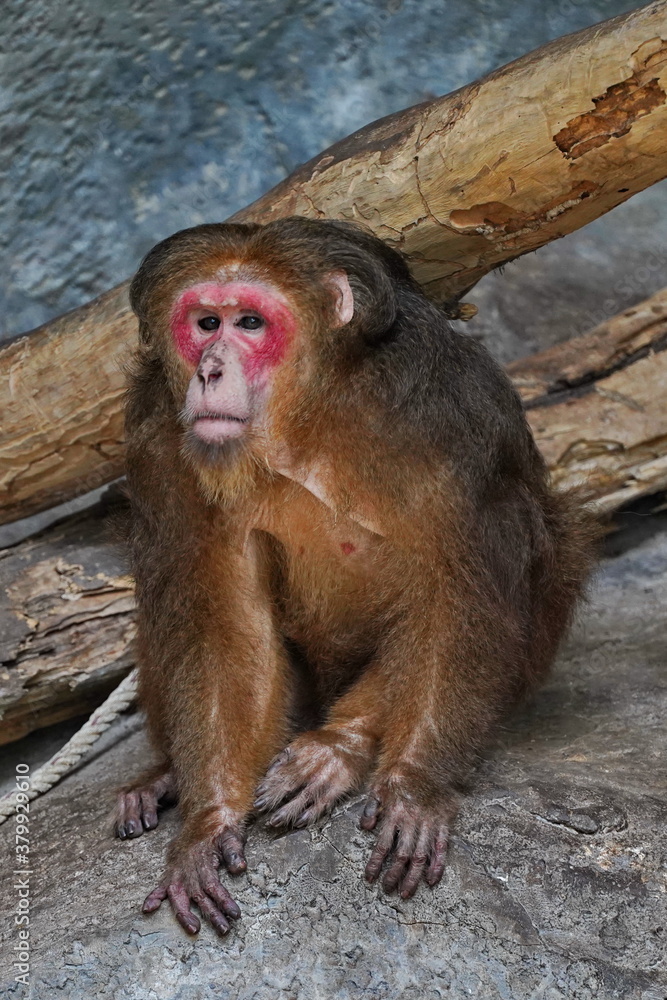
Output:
[{"xmin": 340, "ymin": 542, "xmax": 356, "ymax": 556}]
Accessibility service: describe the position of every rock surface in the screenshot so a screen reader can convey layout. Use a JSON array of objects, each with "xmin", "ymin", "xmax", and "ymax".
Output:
[{"xmin": 1, "ymin": 523, "xmax": 666, "ymax": 998}]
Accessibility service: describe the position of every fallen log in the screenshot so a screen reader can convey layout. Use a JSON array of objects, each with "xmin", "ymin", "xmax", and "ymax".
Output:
[
  {"xmin": 0, "ymin": 506, "xmax": 135, "ymax": 745},
  {"xmin": 509, "ymin": 287, "xmax": 667, "ymax": 511},
  {"xmin": 1, "ymin": 2, "xmax": 666, "ymax": 524},
  {"xmin": 3, "ymin": 287, "xmax": 667, "ymax": 744}
]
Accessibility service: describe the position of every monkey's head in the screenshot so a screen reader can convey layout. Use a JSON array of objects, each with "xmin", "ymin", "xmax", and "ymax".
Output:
[{"xmin": 129, "ymin": 218, "xmax": 414, "ymax": 465}]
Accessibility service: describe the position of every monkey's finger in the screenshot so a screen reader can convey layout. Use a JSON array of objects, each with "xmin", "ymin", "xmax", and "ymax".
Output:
[
  {"xmin": 359, "ymin": 795, "xmax": 381, "ymax": 831},
  {"xmin": 202, "ymin": 880, "xmax": 242, "ymax": 920},
  {"xmin": 195, "ymin": 857, "xmax": 242, "ymax": 917},
  {"xmin": 398, "ymin": 828, "xmax": 432, "ymax": 898},
  {"xmin": 425, "ymin": 831, "xmax": 449, "ymax": 887},
  {"xmin": 167, "ymin": 883, "xmax": 201, "ymax": 934},
  {"xmin": 382, "ymin": 826, "xmax": 418, "ymax": 894},
  {"xmin": 197, "ymin": 895, "xmax": 231, "ymax": 936},
  {"xmin": 253, "ymin": 788, "xmax": 287, "ymax": 811},
  {"xmin": 139, "ymin": 790, "xmax": 159, "ymax": 831},
  {"xmin": 167, "ymin": 885, "xmax": 201, "ymax": 935},
  {"xmin": 142, "ymin": 884, "xmax": 168, "ymax": 913},
  {"xmin": 216, "ymin": 832, "xmax": 247, "ymax": 875},
  {"xmin": 364, "ymin": 822, "xmax": 397, "ymax": 882}
]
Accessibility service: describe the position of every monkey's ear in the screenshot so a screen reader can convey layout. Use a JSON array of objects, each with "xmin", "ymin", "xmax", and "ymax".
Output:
[{"xmin": 326, "ymin": 271, "xmax": 355, "ymax": 327}]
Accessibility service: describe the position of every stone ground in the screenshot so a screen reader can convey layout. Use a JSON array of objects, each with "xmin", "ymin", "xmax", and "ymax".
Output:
[{"xmin": 1, "ymin": 519, "xmax": 666, "ymax": 1000}]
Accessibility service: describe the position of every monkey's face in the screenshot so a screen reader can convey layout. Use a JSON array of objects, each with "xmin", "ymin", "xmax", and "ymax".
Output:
[
  {"xmin": 171, "ymin": 278, "xmax": 299, "ymax": 450},
  {"xmin": 169, "ymin": 270, "xmax": 354, "ymax": 457}
]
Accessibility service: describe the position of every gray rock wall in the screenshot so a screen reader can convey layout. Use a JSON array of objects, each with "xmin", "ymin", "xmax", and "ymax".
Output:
[{"xmin": 3, "ymin": 0, "xmax": 666, "ymax": 361}]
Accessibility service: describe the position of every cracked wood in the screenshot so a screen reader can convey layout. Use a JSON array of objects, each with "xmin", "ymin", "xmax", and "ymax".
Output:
[{"xmin": 0, "ymin": 510, "xmax": 135, "ymax": 744}]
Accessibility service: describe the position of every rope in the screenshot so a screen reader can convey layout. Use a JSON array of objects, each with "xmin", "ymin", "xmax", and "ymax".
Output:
[{"xmin": 0, "ymin": 668, "xmax": 138, "ymax": 824}]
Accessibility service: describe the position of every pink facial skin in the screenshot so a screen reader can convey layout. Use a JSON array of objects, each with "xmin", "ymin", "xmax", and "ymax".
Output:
[
  {"xmin": 172, "ymin": 280, "xmax": 297, "ymax": 445},
  {"xmin": 171, "ymin": 281, "xmax": 296, "ymax": 374}
]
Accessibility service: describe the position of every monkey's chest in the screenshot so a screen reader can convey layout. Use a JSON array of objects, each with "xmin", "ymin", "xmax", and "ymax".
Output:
[{"xmin": 261, "ymin": 488, "xmax": 393, "ymax": 661}]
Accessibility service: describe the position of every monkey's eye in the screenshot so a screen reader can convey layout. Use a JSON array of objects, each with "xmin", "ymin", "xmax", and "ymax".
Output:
[
  {"xmin": 236, "ymin": 314, "xmax": 264, "ymax": 332},
  {"xmin": 197, "ymin": 316, "xmax": 221, "ymax": 332}
]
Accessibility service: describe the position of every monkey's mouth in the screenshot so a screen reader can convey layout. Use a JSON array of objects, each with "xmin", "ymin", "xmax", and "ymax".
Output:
[
  {"xmin": 188, "ymin": 411, "xmax": 249, "ymax": 442},
  {"xmin": 190, "ymin": 410, "xmax": 248, "ymax": 424}
]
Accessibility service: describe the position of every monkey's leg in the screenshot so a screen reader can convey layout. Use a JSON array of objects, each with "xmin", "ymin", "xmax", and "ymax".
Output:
[
  {"xmin": 255, "ymin": 664, "xmax": 383, "ymax": 827},
  {"xmin": 114, "ymin": 762, "xmax": 176, "ymax": 839}
]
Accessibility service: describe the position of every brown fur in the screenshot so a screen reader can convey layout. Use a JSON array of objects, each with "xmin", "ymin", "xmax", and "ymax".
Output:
[{"xmin": 115, "ymin": 218, "xmax": 597, "ymax": 935}]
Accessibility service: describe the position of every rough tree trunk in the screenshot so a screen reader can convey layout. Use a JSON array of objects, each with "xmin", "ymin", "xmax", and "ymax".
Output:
[{"xmin": 1, "ymin": 1, "xmax": 666, "ymax": 523}]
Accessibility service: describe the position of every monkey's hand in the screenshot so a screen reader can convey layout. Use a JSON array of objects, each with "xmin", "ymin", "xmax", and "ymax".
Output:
[
  {"xmin": 254, "ymin": 729, "xmax": 372, "ymax": 828},
  {"xmin": 142, "ymin": 829, "xmax": 246, "ymax": 936},
  {"xmin": 361, "ymin": 782, "xmax": 458, "ymax": 899}
]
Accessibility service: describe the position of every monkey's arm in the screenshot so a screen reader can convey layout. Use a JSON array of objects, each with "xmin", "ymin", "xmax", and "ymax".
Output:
[
  {"xmin": 136, "ymin": 528, "xmax": 291, "ymax": 936},
  {"xmin": 122, "ymin": 396, "xmax": 292, "ymax": 933},
  {"xmin": 359, "ymin": 556, "xmax": 525, "ymax": 899}
]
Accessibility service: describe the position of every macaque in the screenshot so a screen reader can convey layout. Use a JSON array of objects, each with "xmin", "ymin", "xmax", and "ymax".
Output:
[{"xmin": 115, "ymin": 217, "xmax": 594, "ymax": 936}]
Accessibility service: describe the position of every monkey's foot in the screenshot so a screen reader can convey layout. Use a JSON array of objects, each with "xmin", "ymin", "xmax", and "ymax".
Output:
[
  {"xmin": 360, "ymin": 784, "xmax": 458, "ymax": 899},
  {"xmin": 143, "ymin": 833, "xmax": 244, "ymax": 937},
  {"xmin": 254, "ymin": 731, "xmax": 370, "ymax": 828},
  {"xmin": 114, "ymin": 769, "xmax": 176, "ymax": 840}
]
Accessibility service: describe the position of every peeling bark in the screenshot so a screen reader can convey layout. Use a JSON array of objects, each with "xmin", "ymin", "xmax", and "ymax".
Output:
[
  {"xmin": 554, "ymin": 37, "xmax": 667, "ymax": 159},
  {"xmin": 508, "ymin": 288, "xmax": 667, "ymax": 510},
  {"xmin": 0, "ymin": 510, "xmax": 135, "ymax": 745},
  {"xmin": 1, "ymin": 2, "xmax": 667, "ymax": 523}
]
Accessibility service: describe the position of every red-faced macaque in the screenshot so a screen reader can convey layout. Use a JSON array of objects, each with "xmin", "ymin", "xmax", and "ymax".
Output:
[{"xmin": 115, "ymin": 218, "xmax": 594, "ymax": 936}]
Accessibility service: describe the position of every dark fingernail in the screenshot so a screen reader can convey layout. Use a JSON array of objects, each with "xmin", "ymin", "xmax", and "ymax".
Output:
[
  {"xmin": 125, "ymin": 821, "xmax": 136, "ymax": 836},
  {"xmin": 363, "ymin": 798, "xmax": 379, "ymax": 817},
  {"xmin": 254, "ymin": 797, "xmax": 267, "ymax": 810},
  {"xmin": 117, "ymin": 825, "xmax": 127, "ymax": 839},
  {"xmin": 144, "ymin": 814, "xmax": 158, "ymax": 830}
]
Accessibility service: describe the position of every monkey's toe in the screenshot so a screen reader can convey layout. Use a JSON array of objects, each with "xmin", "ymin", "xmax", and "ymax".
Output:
[
  {"xmin": 113, "ymin": 770, "xmax": 176, "ymax": 839},
  {"xmin": 256, "ymin": 733, "xmax": 364, "ymax": 828},
  {"xmin": 114, "ymin": 790, "xmax": 147, "ymax": 839}
]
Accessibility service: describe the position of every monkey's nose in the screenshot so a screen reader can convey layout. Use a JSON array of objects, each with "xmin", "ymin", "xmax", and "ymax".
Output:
[{"xmin": 196, "ymin": 357, "xmax": 224, "ymax": 387}]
